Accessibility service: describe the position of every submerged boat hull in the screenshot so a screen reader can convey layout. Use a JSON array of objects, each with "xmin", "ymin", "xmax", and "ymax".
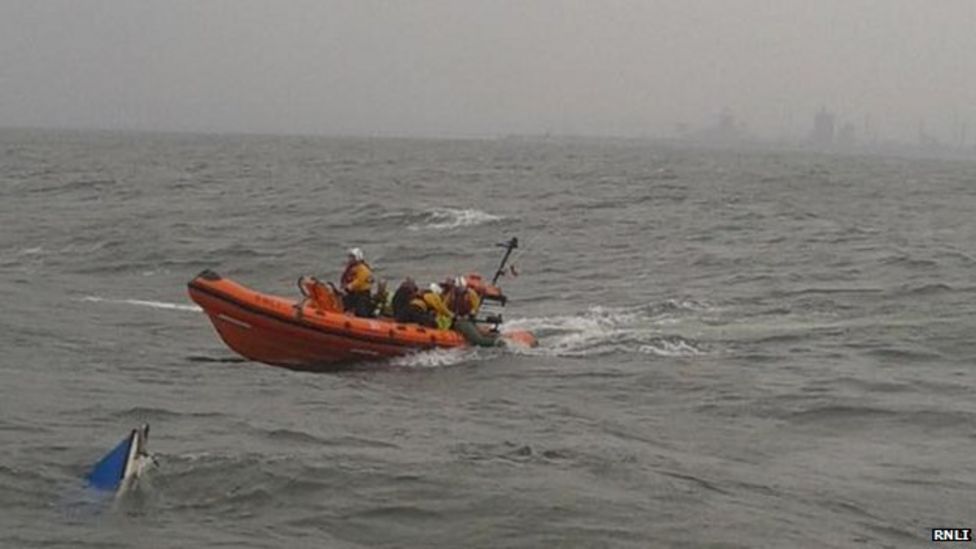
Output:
[
  {"xmin": 188, "ymin": 271, "xmax": 533, "ymax": 369},
  {"xmin": 87, "ymin": 424, "xmax": 152, "ymax": 492}
]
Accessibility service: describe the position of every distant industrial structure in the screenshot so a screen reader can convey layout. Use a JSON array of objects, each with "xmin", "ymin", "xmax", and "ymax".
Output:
[
  {"xmin": 673, "ymin": 104, "xmax": 974, "ymax": 158},
  {"xmin": 677, "ymin": 108, "xmax": 751, "ymax": 145},
  {"xmin": 810, "ymin": 107, "xmax": 835, "ymax": 148}
]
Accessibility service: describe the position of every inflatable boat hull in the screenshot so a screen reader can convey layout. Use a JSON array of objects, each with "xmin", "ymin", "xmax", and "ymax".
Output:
[{"xmin": 188, "ymin": 271, "xmax": 534, "ymax": 369}]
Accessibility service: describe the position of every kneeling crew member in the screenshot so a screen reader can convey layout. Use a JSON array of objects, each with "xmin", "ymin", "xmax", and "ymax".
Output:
[
  {"xmin": 448, "ymin": 276, "xmax": 499, "ymax": 347},
  {"xmin": 404, "ymin": 283, "xmax": 453, "ymax": 328},
  {"xmin": 445, "ymin": 276, "xmax": 481, "ymax": 318}
]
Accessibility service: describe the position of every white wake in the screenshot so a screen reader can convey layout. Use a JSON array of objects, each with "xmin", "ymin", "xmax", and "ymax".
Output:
[
  {"xmin": 504, "ymin": 302, "xmax": 712, "ymax": 358},
  {"xmin": 79, "ymin": 296, "xmax": 203, "ymax": 313}
]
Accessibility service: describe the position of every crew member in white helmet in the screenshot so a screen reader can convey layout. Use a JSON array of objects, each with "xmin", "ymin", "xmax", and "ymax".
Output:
[{"xmin": 340, "ymin": 247, "xmax": 374, "ymax": 317}]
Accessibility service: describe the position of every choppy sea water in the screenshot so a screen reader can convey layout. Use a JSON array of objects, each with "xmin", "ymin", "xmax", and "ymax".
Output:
[{"xmin": 2, "ymin": 128, "xmax": 975, "ymax": 548}]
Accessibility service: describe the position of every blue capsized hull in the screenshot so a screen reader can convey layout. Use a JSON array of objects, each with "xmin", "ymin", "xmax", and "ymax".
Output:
[{"xmin": 86, "ymin": 425, "xmax": 150, "ymax": 491}]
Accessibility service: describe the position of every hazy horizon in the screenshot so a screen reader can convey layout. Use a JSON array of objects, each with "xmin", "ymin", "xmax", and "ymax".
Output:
[{"xmin": 2, "ymin": 1, "xmax": 974, "ymax": 142}]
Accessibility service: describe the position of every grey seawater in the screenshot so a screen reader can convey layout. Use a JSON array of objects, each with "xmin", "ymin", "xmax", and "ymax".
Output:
[{"xmin": 2, "ymin": 128, "xmax": 975, "ymax": 548}]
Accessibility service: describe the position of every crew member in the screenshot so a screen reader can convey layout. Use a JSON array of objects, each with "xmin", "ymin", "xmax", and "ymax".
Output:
[
  {"xmin": 402, "ymin": 283, "xmax": 445, "ymax": 328},
  {"xmin": 445, "ymin": 276, "xmax": 481, "ymax": 319},
  {"xmin": 447, "ymin": 276, "xmax": 498, "ymax": 347},
  {"xmin": 392, "ymin": 277, "xmax": 418, "ymax": 322},
  {"xmin": 422, "ymin": 283, "xmax": 454, "ymax": 330},
  {"xmin": 404, "ymin": 295, "xmax": 433, "ymax": 327},
  {"xmin": 340, "ymin": 247, "xmax": 374, "ymax": 317}
]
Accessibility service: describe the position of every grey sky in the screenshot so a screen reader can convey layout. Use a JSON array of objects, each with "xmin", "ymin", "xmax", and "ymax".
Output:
[{"xmin": 1, "ymin": 1, "xmax": 974, "ymax": 140}]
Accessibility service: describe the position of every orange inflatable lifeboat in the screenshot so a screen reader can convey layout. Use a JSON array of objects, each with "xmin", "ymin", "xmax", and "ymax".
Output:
[{"xmin": 188, "ymin": 270, "xmax": 536, "ymax": 370}]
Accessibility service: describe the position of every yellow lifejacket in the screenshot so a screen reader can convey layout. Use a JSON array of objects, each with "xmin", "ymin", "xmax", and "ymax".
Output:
[{"xmin": 341, "ymin": 261, "xmax": 374, "ymax": 293}]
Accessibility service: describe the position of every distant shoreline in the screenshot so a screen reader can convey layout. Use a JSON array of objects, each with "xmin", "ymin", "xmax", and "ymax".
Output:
[{"xmin": 2, "ymin": 125, "xmax": 973, "ymax": 163}]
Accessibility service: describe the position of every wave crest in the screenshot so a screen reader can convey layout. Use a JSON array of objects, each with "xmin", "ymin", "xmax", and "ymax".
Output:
[
  {"xmin": 638, "ymin": 337, "xmax": 706, "ymax": 357},
  {"xmin": 407, "ymin": 208, "xmax": 503, "ymax": 231}
]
